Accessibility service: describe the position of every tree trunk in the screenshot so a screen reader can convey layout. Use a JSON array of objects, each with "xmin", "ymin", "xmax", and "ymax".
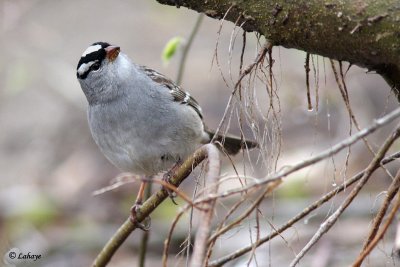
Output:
[{"xmin": 156, "ymin": 0, "xmax": 400, "ymax": 96}]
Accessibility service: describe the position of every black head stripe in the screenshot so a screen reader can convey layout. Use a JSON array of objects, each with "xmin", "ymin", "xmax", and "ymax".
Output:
[
  {"xmin": 92, "ymin": 42, "xmax": 111, "ymax": 47},
  {"xmin": 76, "ymin": 42, "xmax": 111, "ymax": 79}
]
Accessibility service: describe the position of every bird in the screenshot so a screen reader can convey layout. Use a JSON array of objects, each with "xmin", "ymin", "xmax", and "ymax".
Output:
[{"xmin": 76, "ymin": 42, "xmax": 258, "ymax": 226}]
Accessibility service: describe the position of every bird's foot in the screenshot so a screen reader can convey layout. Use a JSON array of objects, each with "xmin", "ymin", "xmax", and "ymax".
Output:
[
  {"xmin": 162, "ymin": 171, "xmax": 178, "ymax": 205},
  {"xmin": 130, "ymin": 202, "xmax": 151, "ymax": 231}
]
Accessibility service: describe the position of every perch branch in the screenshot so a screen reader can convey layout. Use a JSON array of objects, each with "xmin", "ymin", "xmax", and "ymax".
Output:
[{"xmin": 92, "ymin": 144, "xmax": 215, "ymax": 267}]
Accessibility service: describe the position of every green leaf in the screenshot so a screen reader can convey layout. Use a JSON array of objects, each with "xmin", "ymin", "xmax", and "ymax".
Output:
[{"xmin": 162, "ymin": 36, "xmax": 183, "ymax": 65}]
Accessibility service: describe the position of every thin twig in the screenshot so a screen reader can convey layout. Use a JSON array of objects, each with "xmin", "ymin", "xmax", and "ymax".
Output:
[
  {"xmin": 352, "ymin": 192, "xmax": 400, "ymax": 267},
  {"xmin": 361, "ymin": 168, "xmax": 400, "ymax": 250},
  {"xmin": 162, "ymin": 207, "xmax": 189, "ymax": 267},
  {"xmin": 234, "ymin": 42, "xmax": 270, "ymax": 93},
  {"xmin": 190, "ymin": 145, "xmax": 220, "ymax": 267},
  {"xmin": 171, "ymin": 12, "xmax": 205, "ymax": 265},
  {"xmin": 92, "ymin": 173, "xmax": 136, "ymax": 196},
  {"xmin": 92, "ymin": 145, "xmax": 213, "ymax": 267},
  {"xmin": 138, "ymin": 182, "xmax": 153, "ymax": 267},
  {"xmin": 227, "ymin": 14, "xmax": 245, "ymax": 85},
  {"xmin": 331, "ymin": 59, "xmax": 395, "ymax": 180},
  {"xmin": 238, "ymin": 30, "xmax": 246, "ymax": 100},
  {"xmin": 237, "ymin": 29, "xmax": 247, "ymax": 174},
  {"xmin": 265, "ymin": 44, "xmax": 282, "ymax": 172},
  {"xmin": 211, "ymin": 41, "xmax": 270, "ymax": 143},
  {"xmin": 267, "ymin": 42, "xmax": 274, "ymax": 106},
  {"xmin": 211, "ymin": 4, "xmax": 235, "ymax": 89},
  {"xmin": 176, "ymin": 13, "xmax": 204, "ymax": 85},
  {"xmin": 205, "ymin": 191, "xmax": 250, "ymax": 263},
  {"xmin": 205, "ymin": 181, "xmax": 281, "ymax": 266},
  {"xmin": 96, "ymin": 175, "xmax": 202, "ymax": 210},
  {"xmin": 247, "ymin": 204, "xmax": 261, "ymax": 266},
  {"xmin": 148, "ymin": 177, "xmax": 202, "ymax": 209},
  {"xmin": 199, "ymin": 107, "xmax": 400, "ymax": 203},
  {"xmin": 187, "ymin": 163, "xmax": 214, "ymax": 266},
  {"xmin": 208, "ymin": 179, "xmax": 281, "ymax": 245},
  {"xmin": 311, "ymin": 55, "xmax": 319, "ymax": 112},
  {"xmin": 394, "ymin": 221, "xmax": 400, "ymax": 257},
  {"xmin": 331, "ymin": 60, "xmax": 352, "ymax": 180},
  {"xmin": 305, "ymin": 53, "xmax": 312, "ymax": 110},
  {"xmin": 208, "ymin": 151, "xmax": 400, "ymax": 267},
  {"xmin": 185, "ymin": 170, "xmax": 202, "ymax": 266},
  {"xmin": 289, "ymin": 126, "xmax": 400, "ymax": 267}
]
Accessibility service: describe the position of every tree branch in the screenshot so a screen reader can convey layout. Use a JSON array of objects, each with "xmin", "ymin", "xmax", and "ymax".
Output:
[
  {"xmin": 91, "ymin": 145, "xmax": 214, "ymax": 267},
  {"xmin": 156, "ymin": 0, "xmax": 400, "ymax": 95}
]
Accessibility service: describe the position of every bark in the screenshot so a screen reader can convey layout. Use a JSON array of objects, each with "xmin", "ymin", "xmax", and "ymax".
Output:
[{"xmin": 156, "ymin": 0, "xmax": 400, "ymax": 96}]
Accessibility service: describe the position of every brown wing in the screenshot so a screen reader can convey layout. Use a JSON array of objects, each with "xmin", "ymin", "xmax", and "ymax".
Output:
[{"xmin": 139, "ymin": 66, "xmax": 203, "ymax": 119}]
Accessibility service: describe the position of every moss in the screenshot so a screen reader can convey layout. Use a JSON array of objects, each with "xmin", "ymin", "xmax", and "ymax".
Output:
[{"xmin": 156, "ymin": 0, "xmax": 400, "ymax": 92}]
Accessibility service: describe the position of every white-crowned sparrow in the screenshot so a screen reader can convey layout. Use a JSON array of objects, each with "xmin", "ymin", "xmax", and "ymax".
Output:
[{"xmin": 76, "ymin": 42, "xmax": 257, "ymax": 224}]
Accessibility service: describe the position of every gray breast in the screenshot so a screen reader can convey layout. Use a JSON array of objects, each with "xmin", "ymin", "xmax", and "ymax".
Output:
[{"xmin": 86, "ymin": 63, "xmax": 206, "ymax": 175}]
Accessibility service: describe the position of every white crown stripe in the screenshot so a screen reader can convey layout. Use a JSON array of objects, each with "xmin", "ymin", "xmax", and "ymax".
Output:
[{"xmin": 82, "ymin": 44, "xmax": 102, "ymax": 57}]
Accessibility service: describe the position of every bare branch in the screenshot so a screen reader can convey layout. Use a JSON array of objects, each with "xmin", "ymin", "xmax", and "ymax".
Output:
[
  {"xmin": 176, "ymin": 13, "xmax": 204, "ymax": 85},
  {"xmin": 394, "ymin": 221, "xmax": 400, "ymax": 257},
  {"xmin": 305, "ymin": 53, "xmax": 312, "ymax": 110},
  {"xmin": 190, "ymin": 145, "xmax": 220, "ymax": 267},
  {"xmin": 138, "ymin": 183, "xmax": 153, "ymax": 267},
  {"xmin": 361, "ymin": 168, "xmax": 400, "ymax": 250},
  {"xmin": 211, "ymin": 41, "xmax": 270, "ymax": 142},
  {"xmin": 198, "ymin": 107, "xmax": 400, "ymax": 203},
  {"xmin": 289, "ymin": 125, "xmax": 400, "ymax": 267},
  {"xmin": 207, "ymin": 179, "xmax": 281, "ymax": 246},
  {"xmin": 352, "ymin": 193, "xmax": 400, "ymax": 267},
  {"xmin": 162, "ymin": 207, "xmax": 188, "ymax": 267},
  {"xmin": 208, "ymin": 151, "xmax": 400, "ymax": 266},
  {"xmin": 91, "ymin": 145, "xmax": 214, "ymax": 267}
]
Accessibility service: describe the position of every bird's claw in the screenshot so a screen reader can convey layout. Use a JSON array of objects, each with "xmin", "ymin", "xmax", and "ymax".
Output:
[
  {"xmin": 162, "ymin": 172, "xmax": 178, "ymax": 205},
  {"xmin": 130, "ymin": 203, "xmax": 151, "ymax": 231}
]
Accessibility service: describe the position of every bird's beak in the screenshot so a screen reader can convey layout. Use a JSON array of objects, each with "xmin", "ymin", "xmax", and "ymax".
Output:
[{"xmin": 105, "ymin": 46, "xmax": 120, "ymax": 62}]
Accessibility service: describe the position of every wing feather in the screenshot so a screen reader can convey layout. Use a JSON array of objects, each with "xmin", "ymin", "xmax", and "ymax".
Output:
[{"xmin": 139, "ymin": 66, "xmax": 203, "ymax": 119}]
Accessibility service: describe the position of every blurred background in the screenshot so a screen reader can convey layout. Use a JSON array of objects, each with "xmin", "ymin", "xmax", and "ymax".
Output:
[{"xmin": 1, "ymin": 0, "xmax": 399, "ymax": 266}]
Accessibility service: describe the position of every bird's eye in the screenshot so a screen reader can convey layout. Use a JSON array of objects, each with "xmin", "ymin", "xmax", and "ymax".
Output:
[{"xmin": 91, "ymin": 62, "xmax": 101, "ymax": 71}]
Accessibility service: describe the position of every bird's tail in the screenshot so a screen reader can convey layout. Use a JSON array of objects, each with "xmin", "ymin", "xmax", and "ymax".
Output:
[{"xmin": 206, "ymin": 130, "xmax": 258, "ymax": 155}]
